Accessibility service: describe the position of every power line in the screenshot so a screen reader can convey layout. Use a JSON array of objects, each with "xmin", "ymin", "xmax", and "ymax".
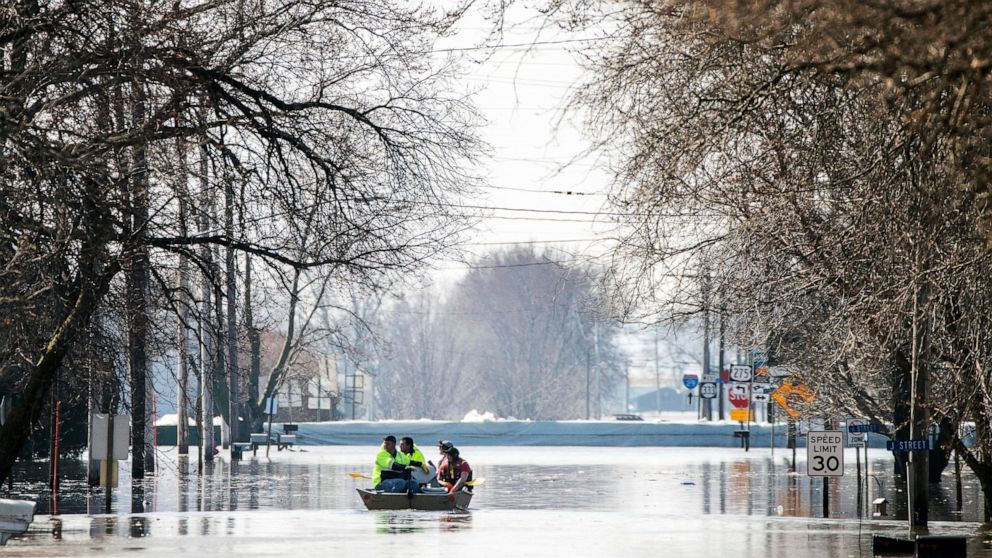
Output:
[
  {"xmin": 469, "ymin": 214, "xmax": 611, "ymax": 223},
  {"xmin": 460, "ymin": 237, "xmax": 610, "ymax": 246},
  {"xmin": 433, "ymin": 252, "xmax": 611, "ymax": 271},
  {"xmin": 431, "ymin": 36, "xmax": 618, "ymax": 54},
  {"xmin": 482, "ymin": 184, "xmax": 605, "ymax": 196},
  {"xmin": 450, "ymin": 201, "xmax": 612, "ymax": 216}
]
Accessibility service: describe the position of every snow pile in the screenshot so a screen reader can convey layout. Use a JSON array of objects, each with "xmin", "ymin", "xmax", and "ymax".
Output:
[
  {"xmin": 461, "ymin": 409, "xmax": 499, "ymax": 422},
  {"xmin": 156, "ymin": 413, "xmax": 224, "ymax": 426}
]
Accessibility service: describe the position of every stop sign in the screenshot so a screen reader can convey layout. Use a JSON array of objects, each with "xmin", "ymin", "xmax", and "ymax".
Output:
[{"xmin": 728, "ymin": 382, "xmax": 750, "ymax": 409}]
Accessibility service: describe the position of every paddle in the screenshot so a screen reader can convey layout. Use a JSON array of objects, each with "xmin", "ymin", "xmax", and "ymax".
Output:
[{"xmin": 348, "ymin": 472, "xmax": 485, "ymax": 486}]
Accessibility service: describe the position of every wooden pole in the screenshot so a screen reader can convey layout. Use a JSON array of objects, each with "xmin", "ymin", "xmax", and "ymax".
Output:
[
  {"xmin": 52, "ymin": 401, "xmax": 60, "ymax": 515},
  {"xmin": 104, "ymin": 414, "xmax": 114, "ymax": 514},
  {"xmin": 908, "ymin": 283, "xmax": 930, "ymax": 531},
  {"xmin": 856, "ymin": 442, "xmax": 862, "ymax": 518}
]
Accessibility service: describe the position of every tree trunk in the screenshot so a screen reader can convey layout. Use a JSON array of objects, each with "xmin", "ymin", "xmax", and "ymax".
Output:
[
  {"xmin": 245, "ymin": 253, "xmax": 262, "ymax": 432},
  {"xmin": 981, "ymin": 472, "xmax": 992, "ymax": 524},
  {"xmin": 176, "ymin": 131, "xmax": 191, "ymax": 455},
  {"xmin": 892, "ymin": 347, "xmax": 912, "ymax": 477},
  {"xmin": 212, "ymin": 276, "xmax": 230, "ymax": 449},
  {"xmin": 908, "ymin": 282, "xmax": 930, "ymax": 529},
  {"xmin": 127, "ymin": 76, "xmax": 152, "ymax": 479},
  {"xmin": 198, "ymin": 138, "xmax": 215, "ymax": 463},
  {"xmin": 87, "ymin": 370, "xmax": 100, "ymax": 485},
  {"xmin": 225, "ymin": 172, "xmax": 241, "ymax": 443},
  {"xmin": 928, "ymin": 416, "xmax": 955, "ymax": 483},
  {"xmin": 0, "ymin": 251, "xmax": 120, "ymax": 486},
  {"xmin": 258, "ymin": 270, "xmax": 302, "ymax": 413}
]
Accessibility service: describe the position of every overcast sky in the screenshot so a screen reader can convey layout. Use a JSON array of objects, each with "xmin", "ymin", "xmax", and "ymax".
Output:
[
  {"xmin": 431, "ymin": 5, "xmax": 619, "ymax": 279},
  {"xmin": 411, "ymin": 6, "xmax": 710, "ymax": 388}
]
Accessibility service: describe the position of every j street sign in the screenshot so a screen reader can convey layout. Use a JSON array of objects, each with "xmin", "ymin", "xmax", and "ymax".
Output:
[{"xmin": 886, "ymin": 439, "xmax": 932, "ymax": 452}]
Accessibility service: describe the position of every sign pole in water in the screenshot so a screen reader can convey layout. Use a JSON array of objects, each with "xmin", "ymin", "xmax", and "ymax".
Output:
[
  {"xmin": 808, "ymin": 429, "xmax": 843, "ymax": 519},
  {"xmin": 681, "ymin": 373, "xmax": 699, "ymax": 411}
]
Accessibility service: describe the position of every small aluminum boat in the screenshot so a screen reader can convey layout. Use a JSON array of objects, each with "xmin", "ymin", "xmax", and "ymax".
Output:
[
  {"xmin": 357, "ymin": 488, "xmax": 472, "ymax": 511},
  {"xmin": 0, "ymin": 499, "xmax": 35, "ymax": 545}
]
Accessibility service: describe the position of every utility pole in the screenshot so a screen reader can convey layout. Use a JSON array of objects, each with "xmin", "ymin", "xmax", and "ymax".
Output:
[
  {"xmin": 654, "ymin": 326, "xmax": 661, "ymax": 415},
  {"xmin": 585, "ymin": 348, "xmax": 591, "ymax": 420},
  {"xmin": 593, "ymin": 320, "xmax": 601, "ymax": 419},
  {"xmin": 225, "ymin": 168, "xmax": 241, "ymax": 445},
  {"xmin": 198, "ymin": 137, "xmax": 215, "ymax": 465},
  {"xmin": 702, "ymin": 303, "xmax": 712, "ymax": 421},
  {"xmin": 717, "ymin": 313, "xmax": 725, "ymax": 421},
  {"xmin": 908, "ymin": 281, "xmax": 930, "ymax": 531},
  {"xmin": 625, "ymin": 363, "xmax": 630, "ymax": 413}
]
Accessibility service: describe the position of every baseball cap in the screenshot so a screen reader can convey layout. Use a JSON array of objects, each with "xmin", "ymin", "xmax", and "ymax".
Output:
[{"xmin": 438, "ymin": 439, "xmax": 453, "ymax": 451}]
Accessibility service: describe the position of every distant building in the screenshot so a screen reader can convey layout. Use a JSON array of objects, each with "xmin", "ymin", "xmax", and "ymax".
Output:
[
  {"xmin": 632, "ymin": 387, "xmax": 686, "ymax": 412},
  {"xmin": 258, "ymin": 330, "xmax": 341, "ymax": 423}
]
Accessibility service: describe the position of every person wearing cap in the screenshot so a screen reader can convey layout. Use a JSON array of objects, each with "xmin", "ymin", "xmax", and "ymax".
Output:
[
  {"xmin": 372, "ymin": 435, "xmax": 419, "ymax": 495},
  {"xmin": 437, "ymin": 446, "xmax": 473, "ymax": 494},
  {"xmin": 437, "ymin": 439, "xmax": 454, "ymax": 459},
  {"xmin": 435, "ymin": 440, "xmax": 454, "ymax": 485}
]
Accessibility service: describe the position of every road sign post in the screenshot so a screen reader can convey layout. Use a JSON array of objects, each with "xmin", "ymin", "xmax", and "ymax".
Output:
[
  {"xmin": 846, "ymin": 418, "xmax": 869, "ymax": 517},
  {"xmin": 809, "ymin": 429, "xmax": 844, "ymax": 519}
]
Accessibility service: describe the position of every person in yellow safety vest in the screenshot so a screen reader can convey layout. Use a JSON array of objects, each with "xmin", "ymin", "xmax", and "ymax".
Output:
[
  {"xmin": 372, "ymin": 435, "xmax": 420, "ymax": 496},
  {"xmin": 399, "ymin": 436, "xmax": 430, "ymax": 476}
]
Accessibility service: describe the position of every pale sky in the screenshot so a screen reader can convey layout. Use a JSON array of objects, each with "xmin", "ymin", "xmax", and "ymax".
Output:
[
  {"xmin": 432, "ymin": 5, "xmax": 620, "ymax": 278},
  {"xmin": 414, "ymin": 6, "xmax": 701, "ymax": 388}
]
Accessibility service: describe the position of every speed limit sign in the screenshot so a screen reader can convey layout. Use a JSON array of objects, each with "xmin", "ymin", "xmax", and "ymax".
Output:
[{"xmin": 807, "ymin": 431, "xmax": 844, "ymax": 477}]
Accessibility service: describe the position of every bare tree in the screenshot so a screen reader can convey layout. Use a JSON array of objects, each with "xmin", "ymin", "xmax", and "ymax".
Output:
[
  {"xmin": 376, "ymin": 292, "xmax": 470, "ymax": 419},
  {"xmin": 442, "ymin": 247, "xmax": 624, "ymax": 420},
  {"xmin": 555, "ymin": 0, "xmax": 992, "ymax": 522},
  {"xmin": 0, "ymin": 0, "xmax": 483, "ymax": 484}
]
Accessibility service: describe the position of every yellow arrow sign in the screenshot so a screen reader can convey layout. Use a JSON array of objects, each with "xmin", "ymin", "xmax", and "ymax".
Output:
[{"xmin": 771, "ymin": 382, "xmax": 815, "ymax": 418}]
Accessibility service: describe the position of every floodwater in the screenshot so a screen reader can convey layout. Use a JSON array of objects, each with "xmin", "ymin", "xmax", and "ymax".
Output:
[{"xmin": 3, "ymin": 446, "xmax": 992, "ymax": 557}]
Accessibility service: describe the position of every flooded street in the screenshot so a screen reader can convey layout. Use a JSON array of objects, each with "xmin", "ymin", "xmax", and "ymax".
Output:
[{"xmin": 4, "ymin": 446, "xmax": 992, "ymax": 557}]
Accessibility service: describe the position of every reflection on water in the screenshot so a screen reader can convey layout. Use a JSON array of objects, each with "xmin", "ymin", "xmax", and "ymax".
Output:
[
  {"xmin": 372, "ymin": 511, "xmax": 473, "ymax": 535},
  {"xmin": 3, "ymin": 446, "xmax": 986, "ymax": 523},
  {"xmin": 3, "ymin": 447, "xmax": 992, "ymax": 558}
]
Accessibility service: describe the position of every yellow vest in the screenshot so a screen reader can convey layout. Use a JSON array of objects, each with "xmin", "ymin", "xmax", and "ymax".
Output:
[
  {"xmin": 400, "ymin": 445, "xmax": 429, "ymax": 473},
  {"xmin": 371, "ymin": 444, "xmax": 402, "ymax": 487}
]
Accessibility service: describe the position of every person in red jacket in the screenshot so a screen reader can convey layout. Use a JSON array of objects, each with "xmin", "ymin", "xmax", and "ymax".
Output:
[{"xmin": 437, "ymin": 446, "xmax": 472, "ymax": 493}]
